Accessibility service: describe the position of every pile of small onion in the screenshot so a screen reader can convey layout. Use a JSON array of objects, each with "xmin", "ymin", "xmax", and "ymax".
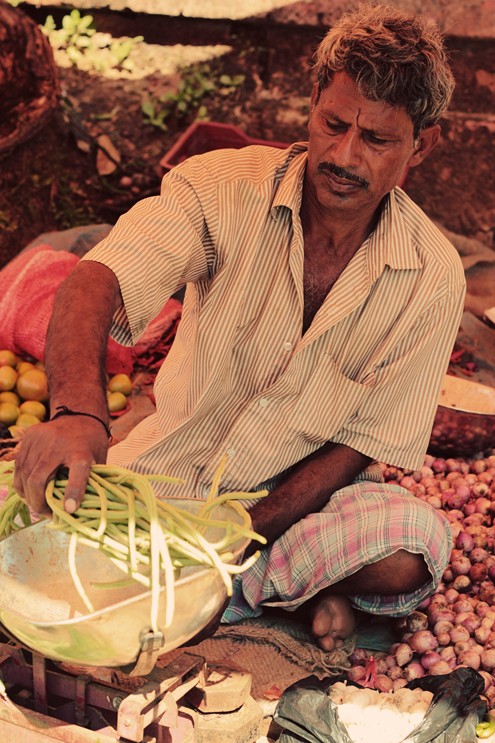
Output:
[{"xmin": 346, "ymin": 450, "xmax": 495, "ymax": 712}]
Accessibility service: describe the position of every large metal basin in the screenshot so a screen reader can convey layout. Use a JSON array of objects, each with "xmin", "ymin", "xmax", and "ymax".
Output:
[
  {"xmin": 429, "ymin": 374, "xmax": 495, "ymax": 456},
  {"xmin": 0, "ymin": 498, "xmax": 250, "ymax": 667}
]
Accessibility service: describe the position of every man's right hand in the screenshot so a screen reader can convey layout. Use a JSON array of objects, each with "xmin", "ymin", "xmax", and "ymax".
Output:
[{"xmin": 13, "ymin": 416, "xmax": 109, "ymax": 516}]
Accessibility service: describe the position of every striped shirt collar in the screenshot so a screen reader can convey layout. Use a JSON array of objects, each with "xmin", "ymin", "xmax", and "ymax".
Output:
[{"xmin": 271, "ymin": 142, "xmax": 423, "ymax": 280}]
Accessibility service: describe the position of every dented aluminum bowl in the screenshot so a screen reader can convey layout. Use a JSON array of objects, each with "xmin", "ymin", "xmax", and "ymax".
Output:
[
  {"xmin": 429, "ymin": 375, "xmax": 495, "ymax": 457},
  {"xmin": 0, "ymin": 498, "xmax": 250, "ymax": 668}
]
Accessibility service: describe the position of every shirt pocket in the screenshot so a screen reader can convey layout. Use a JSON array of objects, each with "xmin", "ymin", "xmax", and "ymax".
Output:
[{"xmin": 289, "ymin": 354, "xmax": 373, "ymax": 445}]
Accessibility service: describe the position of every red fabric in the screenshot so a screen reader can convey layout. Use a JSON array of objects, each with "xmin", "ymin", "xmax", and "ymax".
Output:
[{"xmin": 0, "ymin": 246, "xmax": 182, "ymax": 374}]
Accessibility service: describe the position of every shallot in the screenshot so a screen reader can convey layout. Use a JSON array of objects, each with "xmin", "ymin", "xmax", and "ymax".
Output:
[{"xmin": 342, "ymin": 451, "xmax": 495, "ymax": 719}]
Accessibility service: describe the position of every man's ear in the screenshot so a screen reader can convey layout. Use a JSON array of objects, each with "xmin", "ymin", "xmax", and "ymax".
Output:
[{"xmin": 408, "ymin": 124, "xmax": 441, "ymax": 168}]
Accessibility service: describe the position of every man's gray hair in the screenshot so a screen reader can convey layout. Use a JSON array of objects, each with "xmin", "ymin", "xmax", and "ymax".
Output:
[{"xmin": 313, "ymin": 3, "xmax": 455, "ymax": 136}]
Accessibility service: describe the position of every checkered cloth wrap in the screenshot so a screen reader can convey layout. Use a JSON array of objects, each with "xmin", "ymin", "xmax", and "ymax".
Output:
[{"xmin": 222, "ymin": 480, "xmax": 452, "ymax": 622}]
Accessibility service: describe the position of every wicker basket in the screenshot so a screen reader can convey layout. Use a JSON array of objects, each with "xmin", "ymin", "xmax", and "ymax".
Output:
[{"xmin": 0, "ymin": 0, "xmax": 60, "ymax": 157}]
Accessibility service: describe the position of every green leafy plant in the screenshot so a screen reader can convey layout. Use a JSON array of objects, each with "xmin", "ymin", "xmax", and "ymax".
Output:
[
  {"xmin": 41, "ymin": 11, "xmax": 143, "ymax": 74},
  {"xmin": 218, "ymin": 74, "xmax": 246, "ymax": 95},
  {"xmin": 141, "ymin": 99, "xmax": 170, "ymax": 132},
  {"xmin": 42, "ymin": 10, "xmax": 95, "ymax": 52},
  {"xmin": 142, "ymin": 65, "xmax": 245, "ymax": 131}
]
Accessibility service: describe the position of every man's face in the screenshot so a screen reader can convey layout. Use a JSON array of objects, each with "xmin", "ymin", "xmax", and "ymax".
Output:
[{"xmin": 305, "ymin": 71, "xmax": 430, "ymax": 218}]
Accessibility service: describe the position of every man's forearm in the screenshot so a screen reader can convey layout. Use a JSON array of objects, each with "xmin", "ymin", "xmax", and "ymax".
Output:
[
  {"xmin": 248, "ymin": 442, "xmax": 371, "ymax": 552},
  {"xmin": 46, "ymin": 260, "xmax": 123, "ymax": 417}
]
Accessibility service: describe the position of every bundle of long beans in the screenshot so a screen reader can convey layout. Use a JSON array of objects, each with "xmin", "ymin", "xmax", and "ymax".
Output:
[{"xmin": 0, "ymin": 458, "xmax": 267, "ymax": 631}]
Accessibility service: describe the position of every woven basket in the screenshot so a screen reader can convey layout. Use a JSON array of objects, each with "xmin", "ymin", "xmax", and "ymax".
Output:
[{"xmin": 0, "ymin": 0, "xmax": 60, "ymax": 157}]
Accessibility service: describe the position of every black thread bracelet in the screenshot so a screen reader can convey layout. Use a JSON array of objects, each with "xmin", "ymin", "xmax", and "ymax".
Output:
[{"xmin": 50, "ymin": 405, "xmax": 112, "ymax": 438}]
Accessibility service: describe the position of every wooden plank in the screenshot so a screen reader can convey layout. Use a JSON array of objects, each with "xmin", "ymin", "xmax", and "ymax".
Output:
[{"xmin": 0, "ymin": 703, "xmax": 118, "ymax": 742}]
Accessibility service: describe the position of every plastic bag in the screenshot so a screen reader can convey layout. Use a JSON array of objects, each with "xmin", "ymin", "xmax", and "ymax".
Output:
[{"xmin": 274, "ymin": 667, "xmax": 487, "ymax": 743}]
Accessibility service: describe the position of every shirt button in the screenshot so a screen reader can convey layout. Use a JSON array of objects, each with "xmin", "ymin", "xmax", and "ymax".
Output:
[
  {"xmin": 283, "ymin": 341, "xmax": 292, "ymax": 352},
  {"xmin": 226, "ymin": 447, "xmax": 235, "ymax": 457},
  {"xmin": 259, "ymin": 398, "xmax": 269, "ymax": 408}
]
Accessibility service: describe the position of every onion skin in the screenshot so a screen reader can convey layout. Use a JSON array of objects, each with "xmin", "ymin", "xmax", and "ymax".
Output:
[
  {"xmin": 387, "ymin": 665, "xmax": 404, "ymax": 681},
  {"xmin": 470, "ymin": 563, "xmax": 488, "ymax": 582},
  {"xmin": 394, "ymin": 643, "xmax": 413, "ymax": 667},
  {"xmin": 444, "ymin": 588, "xmax": 459, "ymax": 604},
  {"xmin": 457, "ymin": 650, "xmax": 481, "ymax": 670},
  {"xmin": 456, "ymin": 531, "xmax": 475, "ymax": 552},
  {"xmin": 452, "ymin": 575, "xmax": 472, "ymax": 592},
  {"xmin": 375, "ymin": 674, "xmax": 394, "ymax": 692},
  {"xmin": 471, "ymin": 547, "xmax": 490, "ymax": 563},
  {"xmin": 476, "ymin": 626, "xmax": 492, "ymax": 645},
  {"xmin": 439, "ymin": 646, "xmax": 456, "ymax": 663},
  {"xmin": 408, "ymin": 630, "xmax": 438, "ymax": 654},
  {"xmin": 452, "ymin": 598, "xmax": 476, "ymax": 614},
  {"xmin": 428, "ymin": 660, "xmax": 454, "ymax": 675},
  {"xmin": 482, "ymin": 649, "xmax": 495, "ymax": 671},
  {"xmin": 478, "ymin": 670, "xmax": 494, "ymax": 692},
  {"xmin": 406, "ymin": 611, "xmax": 429, "ymax": 632},
  {"xmin": 404, "ymin": 662, "xmax": 425, "ymax": 681},
  {"xmin": 451, "ymin": 556, "xmax": 471, "ymax": 576},
  {"xmin": 421, "ymin": 651, "xmax": 442, "ymax": 670},
  {"xmin": 347, "ymin": 665, "xmax": 366, "ymax": 682},
  {"xmin": 450, "ymin": 625, "xmax": 470, "ymax": 644},
  {"xmin": 428, "ymin": 607, "xmax": 455, "ymax": 625},
  {"xmin": 433, "ymin": 619, "xmax": 454, "ymax": 635},
  {"xmin": 348, "ymin": 648, "xmax": 368, "ymax": 666},
  {"xmin": 436, "ymin": 631, "xmax": 452, "ymax": 646}
]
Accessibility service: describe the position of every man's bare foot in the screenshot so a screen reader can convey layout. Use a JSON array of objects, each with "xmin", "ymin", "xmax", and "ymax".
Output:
[{"xmin": 310, "ymin": 593, "xmax": 356, "ymax": 651}]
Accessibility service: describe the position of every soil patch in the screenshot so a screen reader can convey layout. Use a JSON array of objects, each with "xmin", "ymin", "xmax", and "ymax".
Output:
[{"xmin": 0, "ymin": 6, "xmax": 493, "ymax": 267}]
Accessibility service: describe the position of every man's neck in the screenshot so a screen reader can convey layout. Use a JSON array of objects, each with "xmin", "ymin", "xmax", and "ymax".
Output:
[{"xmin": 300, "ymin": 185, "xmax": 385, "ymax": 259}]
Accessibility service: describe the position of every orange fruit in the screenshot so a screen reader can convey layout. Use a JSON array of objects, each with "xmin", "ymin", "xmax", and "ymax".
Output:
[
  {"xmin": 19, "ymin": 400, "xmax": 47, "ymax": 421},
  {"xmin": 16, "ymin": 368, "xmax": 49, "ymax": 402},
  {"xmin": 107, "ymin": 390, "xmax": 127, "ymax": 412},
  {"xmin": 0, "ymin": 365, "xmax": 18, "ymax": 392},
  {"xmin": 107, "ymin": 373, "xmax": 133, "ymax": 396},
  {"xmin": 16, "ymin": 361, "xmax": 37, "ymax": 376},
  {"xmin": 0, "ymin": 350, "xmax": 17, "ymax": 367},
  {"xmin": 15, "ymin": 412, "xmax": 41, "ymax": 428},
  {"xmin": 0, "ymin": 402, "xmax": 19, "ymax": 426},
  {"xmin": 0, "ymin": 390, "xmax": 20, "ymax": 406}
]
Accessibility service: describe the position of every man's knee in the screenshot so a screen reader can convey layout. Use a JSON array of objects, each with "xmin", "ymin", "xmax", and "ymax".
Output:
[
  {"xmin": 388, "ymin": 549, "xmax": 431, "ymax": 593},
  {"xmin": 337, "ymin": 549, "xmax": 431, "ymax": 595}
]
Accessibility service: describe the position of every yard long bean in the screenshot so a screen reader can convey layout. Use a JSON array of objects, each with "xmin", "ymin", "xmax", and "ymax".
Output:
[{"xmin": 0, "ymin": 459, "xmax": 268, "ymax": 632}]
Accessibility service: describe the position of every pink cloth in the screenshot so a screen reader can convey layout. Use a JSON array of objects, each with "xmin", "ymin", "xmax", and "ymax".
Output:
[{"xmin": 0, "ymin": 245, "xmax": 181, "ymax": 374}]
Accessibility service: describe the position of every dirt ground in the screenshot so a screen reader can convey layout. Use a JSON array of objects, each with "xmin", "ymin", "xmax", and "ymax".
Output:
[{"xmin": 0, "ymin": 4, "xmax": 494, "ymax": 268}]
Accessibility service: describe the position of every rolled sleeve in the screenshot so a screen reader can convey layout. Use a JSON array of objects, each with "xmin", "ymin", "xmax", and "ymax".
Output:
[{"xmin": 82, "ymin": 166, "xmax": 213, "ymax": 346}]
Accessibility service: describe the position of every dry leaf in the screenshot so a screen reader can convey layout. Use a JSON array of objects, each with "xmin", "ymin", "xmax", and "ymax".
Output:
[{"xmin": 96, "ymin": 134, "xmax": 121, "ymax": 176}]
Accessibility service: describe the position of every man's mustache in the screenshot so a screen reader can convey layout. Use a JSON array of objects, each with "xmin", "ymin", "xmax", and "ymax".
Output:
[{"xmin": 318, "ymin": 162, "xmax": 369, "ymax": 189}]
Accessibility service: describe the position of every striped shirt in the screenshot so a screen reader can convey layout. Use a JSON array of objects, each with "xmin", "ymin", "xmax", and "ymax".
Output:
[{"xmin": 84, "ymin": 142, "xmax": 466, "ymax": 498}]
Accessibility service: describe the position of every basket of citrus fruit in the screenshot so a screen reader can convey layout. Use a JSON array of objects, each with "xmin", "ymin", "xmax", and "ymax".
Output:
[{"xmin": 0, "ymin": 349, "xmax": 133, "ymax": 437}]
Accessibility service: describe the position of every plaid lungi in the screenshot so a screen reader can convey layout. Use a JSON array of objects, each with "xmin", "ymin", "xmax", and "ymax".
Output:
[{"xmin": 222, "ymin": 480, "xmax": 452, "ymax": 623}]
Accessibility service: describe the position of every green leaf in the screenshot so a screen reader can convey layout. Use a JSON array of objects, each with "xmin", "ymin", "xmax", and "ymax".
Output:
[
  {"xmin": 79, "ymin": 15, "xmax": 94, "ymax": 32},
  {"xmin": 42, "ymin": 15, "xmax": 57, "ymax": 32},
  {"xmin": 141, "ymin": 100, "xmax": 156, "ymax": 117}
]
